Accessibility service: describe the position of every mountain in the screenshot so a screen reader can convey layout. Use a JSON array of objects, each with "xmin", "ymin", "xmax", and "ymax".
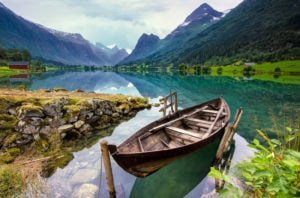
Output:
[
  {"xmin": 122, "ymin": 0, "xmax": 300, "ymax": 66},
  {"xmin": 120, "ymin": 33, "xmax": 160, "ymax": 64},
  {"xmin": 166, "ymin": 3, "xmax": 223, "ymax": 40},
  {"xmin": 0, "ymin": 2, "xmax": 128, "ymax": 66},
  {"xmin": 119, "ymin": 3, "xmax": 224, "ymax": 65}
]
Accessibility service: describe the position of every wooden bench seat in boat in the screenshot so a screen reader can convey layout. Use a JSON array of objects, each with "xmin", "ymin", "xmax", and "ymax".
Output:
[{"xmin": 165, "ymin": 126, "xmax": 201, "ymax": 139}]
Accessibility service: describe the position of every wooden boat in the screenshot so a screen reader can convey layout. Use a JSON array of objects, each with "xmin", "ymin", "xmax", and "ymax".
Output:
[{"xmin": 108, "ymin": 97, "xmax": 230, "ymax": 177}]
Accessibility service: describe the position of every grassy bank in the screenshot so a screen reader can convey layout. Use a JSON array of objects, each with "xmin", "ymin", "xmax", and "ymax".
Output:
[
  {"xmin": 210, "ymin": 60, "xmax": 300, "ymax": 85},
  {"xmin": 211, "ymin": 60, "xmax": 300, "ymax": 74},
  {"xmin": 0, "ymin": 66, "xmax": 24, "ymax": 77}
]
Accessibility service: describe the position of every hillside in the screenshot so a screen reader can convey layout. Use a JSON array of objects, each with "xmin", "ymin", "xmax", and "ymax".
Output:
[
  {"xmin": 126, "ymin": 0, "xmax": 300, "ymax": 66},
  {"xmin": 0, "ymin": 3, "xmax": 128, "ymax": 66},
  {"xmin": 120, "ymin": 3, "xmax": 224, "ymax": 65}
]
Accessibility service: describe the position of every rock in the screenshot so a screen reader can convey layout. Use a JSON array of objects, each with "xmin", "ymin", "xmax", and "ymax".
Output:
[
  {"xmin": 79, "ymin": 124, "xmax": 92, "ymax": 135},
  {"xmin": 74, "ymin": 120, "xmax": 85, "ymax": 129},
  {"xmin": 40, "ymin": 126, "xmax": 52, "ymax": 137},
  {"xmin": 59, "ymin": 97, "xmax": 70, "ymax": 105},
  {"xmin": 68, "ymin": 115, "xmax": 78, "ymax": 123},
  {"xmin": 99, "ymin": 101, "xmax": 114, "ymax": 116},
  {"xmin": 116, "ymin": 103, "xmax": 131, "ymax": 115},
  {"xmin": 16, "ymin": 136, "xmax": 33, "ymax": 146},
  {"xmin": 95, "ymin": 108, "xmax": 103, "ymax": 116},
  {"xmin": 28, "ymin": 117, "xmax": 43, "ymax": 126},
  {"xmin": 43, "ymin": 104, "xmax": 60, "ymax": 117},
  {"xmin": 49, "ymin": 116, "xmax": 66, "ymax": 127},
  {"xmin": 58, "ymin": 124, "xmax": 74, "ymax": 134},
  {"xmin": 112, "ymin": 112, "xmax": 120, "ymax": 118},
  {"xmin": 60, "ymin": 132, "xmax": 67, "ymax": 139},
  {"xmin": 79, "ymin": 107, "xmax": 94, "ymax": 120},
  {"xmin": 33, "ymin": 133, "xmax": 40, "ymax": 140},
  {"xmin": 87, "ymin": 115, "xmax": 100, "ymax": 125},
  {"xmin": 72, "ymin": 183, "xmax": 98, "ymax": 198},
  {"xmin": 87, "ymin": 99, "xmax": 97, "ymax": 110},
  {"xmin": 17, "ymin": 108, "xmax": 44, "ymax": 119},
  {"xmin": 8, "ymin": 107, "xmax": 16, "ymax": 115},
  {"xmin": 17, "ymin": 120, "xmax": 40, "ymax": 134},
  {"xmin": 71, "ymin": 169, "xmax": 99, "ymax": 184}
]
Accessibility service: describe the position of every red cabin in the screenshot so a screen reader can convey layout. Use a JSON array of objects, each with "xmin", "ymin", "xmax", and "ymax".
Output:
[{"xmin": 8, "ymin": 61, "xmax": 29, "ymax": 70}]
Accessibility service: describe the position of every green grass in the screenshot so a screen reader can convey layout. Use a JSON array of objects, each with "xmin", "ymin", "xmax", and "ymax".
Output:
[
  {"xmin": 0, "ymin": 66, "xmax": 24, "ymax": 77},
  {"xmin": 253, "ymin": 60, "xmax": 300, "ymax": 73},
  {"xmin": 210, "ymin": 60, "xmax": 300, "ymax": 85},
  {"xmin": 211, "ymin": 60, "xmax": 300, "ymax": 74}
]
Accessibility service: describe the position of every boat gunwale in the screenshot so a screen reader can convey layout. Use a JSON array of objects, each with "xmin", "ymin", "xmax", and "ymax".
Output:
[{"xmin": 110, "ymin": 97, "xmax": 230, "ymax": 156}]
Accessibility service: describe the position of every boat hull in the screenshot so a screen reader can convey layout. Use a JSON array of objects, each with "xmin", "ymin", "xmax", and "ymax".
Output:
[{"xmin": 108, "ymin": 98, "xmax": 230, "ymax": 177}]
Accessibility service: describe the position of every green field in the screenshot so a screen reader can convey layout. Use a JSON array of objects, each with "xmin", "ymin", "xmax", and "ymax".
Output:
[
  {"xmin": 0, "ymin": 66, "xmax": 24, "ymax": 77},
  {"xmin": 210, "ymin": 60, "xmax": 300, "ymax": 85}
]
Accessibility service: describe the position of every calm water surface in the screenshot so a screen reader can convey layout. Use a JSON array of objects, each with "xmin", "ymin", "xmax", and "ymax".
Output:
[{"xmin": 3, "ymin": 71, "xmax": 300, "ymax": 197}]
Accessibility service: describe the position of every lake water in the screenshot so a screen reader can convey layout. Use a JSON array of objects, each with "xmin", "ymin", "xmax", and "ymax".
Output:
[{"xmin": 3, "ymin": 70, "xmax": 300, "ymax": 197}]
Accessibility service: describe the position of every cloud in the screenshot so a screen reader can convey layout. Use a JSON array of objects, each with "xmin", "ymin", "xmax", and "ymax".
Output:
[{"xmin": 1, "ymin": 0, "xmax": 243, "ymax": 49}]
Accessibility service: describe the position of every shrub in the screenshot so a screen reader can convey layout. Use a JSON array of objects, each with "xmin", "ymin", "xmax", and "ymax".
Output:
[{"xmin": 209, "ymin": 129, "xmax": 300, "ymax": 197}]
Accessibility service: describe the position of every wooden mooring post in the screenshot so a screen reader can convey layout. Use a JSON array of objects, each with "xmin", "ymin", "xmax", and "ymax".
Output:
[
  {"xmin": 215, "ymin": 108, "xmax": 243, "ymax": 163},
  {"xmin": 100, "ymin": 140, "xmax": 116, "ymax": 198},
  {"xmin": 159, "ymin": 91, "xmax": 178, "ymax": 117}
]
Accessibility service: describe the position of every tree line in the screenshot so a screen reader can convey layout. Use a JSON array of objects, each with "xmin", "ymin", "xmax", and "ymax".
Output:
[{"xmin": 0, "ymin": 47, "xmax": 46, "ymax": 72}]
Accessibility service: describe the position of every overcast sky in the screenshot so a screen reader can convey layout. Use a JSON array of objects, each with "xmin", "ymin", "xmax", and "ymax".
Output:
[{"xmin": 2, "ymin": 0, "xmax": 243, "ymax": 50}]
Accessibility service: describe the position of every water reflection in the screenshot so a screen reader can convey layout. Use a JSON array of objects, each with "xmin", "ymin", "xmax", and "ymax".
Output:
[
  {"xmin": 9, "ymin": 74, "xmax": 30, "ymax": 82},
  {"xmin": 130, "ymin": 139, "xmax": 221, "ymax": 198},
  {"xmin": 0, "ymin": 70, "xmax": 298, "ymax": 197}
]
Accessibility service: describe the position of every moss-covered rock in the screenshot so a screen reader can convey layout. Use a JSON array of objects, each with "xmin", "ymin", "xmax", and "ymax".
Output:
[
  {"xmin": 3, "ymin": 133, "xmax": 20, "ymax": 148},
  {"xmin": 7, "ymin": 147, "xmax": 21, "ymax": 156},
  {"xmin": 0, "ymin": 153, "xmax": 14, "ymax": 164},
  {"xmin": 0, "ymin": 87, "xmax": 151, "ymax": 179}
]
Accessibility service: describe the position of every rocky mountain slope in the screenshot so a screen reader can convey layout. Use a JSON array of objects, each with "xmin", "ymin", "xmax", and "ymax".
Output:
[{"xmin": 0, "ymin": 2, "xmax": 128, "ymax": 66}]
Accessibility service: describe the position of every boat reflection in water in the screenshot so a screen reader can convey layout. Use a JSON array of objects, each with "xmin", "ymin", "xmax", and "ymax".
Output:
[{"xmin": 130, "ymin": 138, "xmax": 234, "ymax": 197}]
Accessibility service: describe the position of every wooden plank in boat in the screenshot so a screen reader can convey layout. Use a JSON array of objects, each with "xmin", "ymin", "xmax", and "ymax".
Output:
[
  {"xmin": 202, "ymin": 106, "xmax": 224, "ymax": 139},
  {"xmin": 168, "ymin": 140, "xmax": 184, "ymax": 148},
  {"xmin": 166, "ymin": 126, "xmax": 201, "ymax": 139},
  {"xmin": 166, "ymin": 130, "xmax": 198, "ymax": 143},
  {"xmin": 201, "ymin": 109, "xmax": 227, "ymax": 115},
  {"xmin": 184, "ymin": 117, "xmax": 213, "ymax": 125},
  {"xmin": 149, "ymin": 105, "xmax": 209, "ymax": 132},
  {"xmin": 184, "ymin": 118, "xmax": 219, "ymax": 130}
]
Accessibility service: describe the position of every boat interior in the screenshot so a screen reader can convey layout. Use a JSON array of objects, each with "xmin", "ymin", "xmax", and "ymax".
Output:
[{"xmin": 119, "ymin": 104, "xmax": 227, "ymax": 153}]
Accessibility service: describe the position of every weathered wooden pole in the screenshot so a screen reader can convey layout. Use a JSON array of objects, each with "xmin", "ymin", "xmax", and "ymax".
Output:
[
  {"xmin": 100, "ymin": 140, "xmax": 116, "ymax": 198},
  {"xmin": 174, "ymin": 92, "xmax": 178, "ymax": 113},
  {"xmin": 214, "ymin": 108, "xmax": 243, "ymax": 163}
]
